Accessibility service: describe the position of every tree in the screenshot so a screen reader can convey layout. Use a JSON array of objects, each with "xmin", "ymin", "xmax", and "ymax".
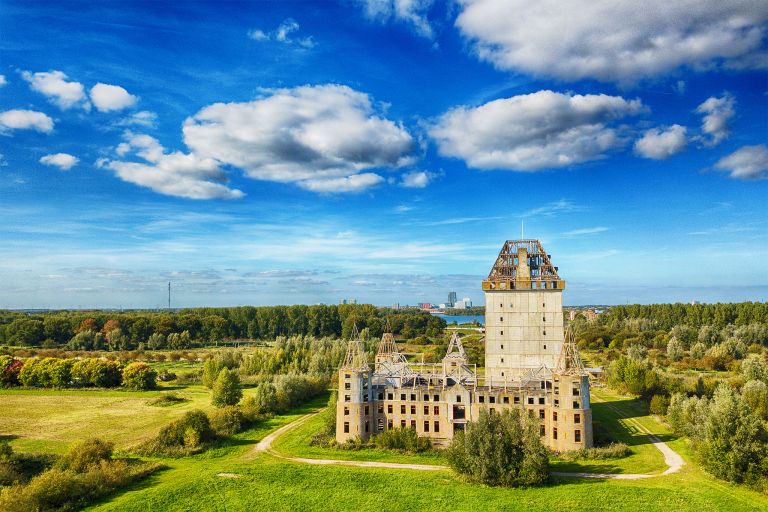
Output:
[
  {"xmin": 249, "ymin": 382, "xmax": 278, "ymax": 414},
  {"xmin": 121, "ymin": 362, "xmax": 157, "ymax": 390},
  {"xmin": 6, "ymin": 318, "xmax": 44, "ymax": 346},
  {"xmin": 147, "ymin": 332, "xmax": 166, "ymax": 350},
  {"xmin": 445, "ymin": 409, "xmax": 549, "ymax": 487},
  {"xmin": 666, "ymin": 336, "xmax": 684, "ymax": 361},
  {"xmin": 211, "ymin": 368, "xmax": 242, "ymax": 408},
  {"xmin": 43, "ymin": 317, "xmax": 72, "ymax": 344},
  {"xmin": 202, "ymin": 357, "xmax": 225, "ymax": 389}
]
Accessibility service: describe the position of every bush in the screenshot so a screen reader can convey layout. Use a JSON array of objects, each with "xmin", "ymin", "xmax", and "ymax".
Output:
[
  {"xmin": 209, "ymin": 406, "xmax": 246, "ymax": 436},
  {"xmin": 446, "ymin": 409, "xmax": 549, "ymax": 487},
  {"xmin": 121, "ymin": 362, "xmax": 157, "ymax": 390},
  {"xmin": 71, "ymin": 358, "xmax": 122, "ymax": 388},
  {"xmin": 559, "ymin": 443, "xmax": 631, "ymax": 461},
  {"xmin": 0, "ymin": 356, "xmax": 22, "ymax": 387},
  {"xmin": 57, "ymin": 438, "xmax": 113, "ymax": 472},
  {"xmin": 143, "ymin": 410, "xmax": 215, "ymax": 455},
  {"xmin": 649, "ymin": 394, "xmax": 670, "ymax": 415},
  {"xmin": 147, "ymin": 392, "xmax": 189, "ymax": 407},
  {"xmin": 373, "ymin": 427, "xmax": 432, "ymax": 453},
  {"xmin": 157, "ymin": 369, "xmax": 177, "ymax": 382},
  {"xmin": 211, "ymin": 368, "xmax": 242, "ymax": 408}
]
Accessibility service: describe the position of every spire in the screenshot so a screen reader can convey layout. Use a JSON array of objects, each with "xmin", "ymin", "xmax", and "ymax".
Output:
[
  {"xmin": 342, "ymin": 323, "xmax": 369, "ymax": 371},
  {"xmin": 555, "ymin": 328, "xmax": 586, "ymax": 375},
  {"xmin": 443, "ymin": 331, "xmax": 467, "ymax": 363}
]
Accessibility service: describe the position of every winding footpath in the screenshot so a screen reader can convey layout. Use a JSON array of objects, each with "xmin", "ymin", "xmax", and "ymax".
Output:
[{"xmin": 249, "ymin": 401, "xmax": 684, "ymax": 480}]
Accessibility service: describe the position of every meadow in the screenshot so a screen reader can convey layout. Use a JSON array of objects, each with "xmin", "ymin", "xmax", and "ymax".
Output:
[{"xmin": 2, "ymin": 382, "xmax": 766, "ymax": 512}]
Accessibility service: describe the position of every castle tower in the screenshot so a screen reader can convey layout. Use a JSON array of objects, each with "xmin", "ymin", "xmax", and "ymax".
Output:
[
  {"xmin": 550, "ymin": 328, "xmax": 593, "ymax": 450},
  {"xmin": 482, "ymin": 240, "xmax": 565, "ymax": 380},
  {"xmin": 336, "ymin": 325, "xmax": 373, "ymax": 443}
]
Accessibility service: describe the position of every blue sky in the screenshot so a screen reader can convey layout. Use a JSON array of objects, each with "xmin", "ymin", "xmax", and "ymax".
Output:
[{"xmin": 1, "ymin": 0, "xmax": 767, "ymax": 309}]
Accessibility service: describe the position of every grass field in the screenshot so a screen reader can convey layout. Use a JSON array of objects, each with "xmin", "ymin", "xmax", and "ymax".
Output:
[{"xmin": 2, "ymin": 385, "xmax": 766, "ymax": 511}]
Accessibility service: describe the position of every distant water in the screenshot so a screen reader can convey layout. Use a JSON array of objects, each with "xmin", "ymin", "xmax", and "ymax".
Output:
[{"xmin": 436, "ymin": 314, "xmax": 485, "ymax": 325}]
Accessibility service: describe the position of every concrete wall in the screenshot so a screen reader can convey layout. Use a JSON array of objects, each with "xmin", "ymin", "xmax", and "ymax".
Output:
[{"xmin": 484, "ymin": 289, "xmax": 564, "ymax": 380}]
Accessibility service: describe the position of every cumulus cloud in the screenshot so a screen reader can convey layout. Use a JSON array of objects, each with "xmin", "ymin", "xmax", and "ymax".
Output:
[
  {"xmin": 21, "ymin": 70, "xmax": 89, "ymax": 110},
  {"xmin": 430, "ymin": 90, "xmax": 644, "ymax": 171},
  {"xmin": 0, "ymin": 75, "xmax": 6, "ymax": 86},
  {"xmin": 400, "ymin": 170, "xmax": 440, "ymax": 188},
  {"xmin": 356, "ymin": 0, "xmax": 435, "ymax": 38},
  {"xmin": 0, "ymin": 109, "xmax": 54, "ymax": 133},
  {"xmin": 104, "ymin": 132, "xmax": 244, "ymax": 200},
  {"xmin": 90, "ymin": 83, "xmax": 138, "ymax": 112},
  {"xmin": 182, "ymin": 84, "xmax": 414, "ymax": 191},
  {"xmin": 39, "ymin": 153, "xmax": 79, "ymax": 171},
  {"xmin": 696, "ymin": 94, "xmax": 735, "ymax": 146},
  {"xmin": 455, "ymin": 0, "xmax": 768, "ymax": 83},
  {"xmin": 634, "ymin": 125, "xmax": 687, "ymax": 159},
  {"xmin": 248, "ymin": 18, "xmax": 315, "ymax": 48},
  {"xmin": 714, "ymin": 145, "xmax": 768, "ymax": 180}
]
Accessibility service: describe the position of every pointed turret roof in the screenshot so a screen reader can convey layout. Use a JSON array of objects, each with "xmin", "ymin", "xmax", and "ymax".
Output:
[
  {"xmin": 486, "ymin": 239, "xmax": 561, "ymax": 282},
  {"xmin": 341, "ymin": 323, "xmax": 369, "ymax": 371},
  {"xmin": 555, "ymin": 328, "xmax": 586, "ymax": 375}
]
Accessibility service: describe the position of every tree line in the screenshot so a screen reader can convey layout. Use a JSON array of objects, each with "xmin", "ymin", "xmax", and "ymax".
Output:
[{"xmin": 0, "ymin": 304, "xmax": 446, "ymax": 350}]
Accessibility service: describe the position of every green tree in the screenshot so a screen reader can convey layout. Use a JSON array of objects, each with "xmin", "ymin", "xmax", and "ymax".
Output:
[
  {"xmin": 445, "ymin": 409, "xmax": 549, "ymax": 487},
  {"xmin": 121, "ymin": 362, "xmax": 157, "ymax": 390},
  {"xmin": 211, "ymin": 368, "xmax": 242, "ymax": 408}
]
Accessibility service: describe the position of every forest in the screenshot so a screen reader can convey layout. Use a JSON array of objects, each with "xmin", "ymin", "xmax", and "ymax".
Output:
[{"xmin": 0, "ymin": 304, "xmax": 446, "ymax": 350}]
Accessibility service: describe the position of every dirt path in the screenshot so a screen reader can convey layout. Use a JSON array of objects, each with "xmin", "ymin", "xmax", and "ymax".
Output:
[{"xmin": 251, "ymin": 404, "xmax": 684, "ymax": 479}]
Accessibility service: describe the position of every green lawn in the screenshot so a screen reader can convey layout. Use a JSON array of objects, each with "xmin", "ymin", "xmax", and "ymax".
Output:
[{"xmin": 2, "ymin": 385, "xmax": 766, "ymax": 511}]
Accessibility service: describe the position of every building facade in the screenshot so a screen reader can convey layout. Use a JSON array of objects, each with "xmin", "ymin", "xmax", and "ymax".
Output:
[{"xmin": 336, "ymin": 239, "xmax": 593, "ymax": 451}]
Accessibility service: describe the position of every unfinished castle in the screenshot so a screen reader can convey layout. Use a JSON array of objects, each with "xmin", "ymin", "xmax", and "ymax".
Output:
[{"xmin": 336, "ymin": 239, "xmax": 593, "ymax": 451}]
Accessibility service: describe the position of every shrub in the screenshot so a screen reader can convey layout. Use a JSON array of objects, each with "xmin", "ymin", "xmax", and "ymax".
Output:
[
  {"xmin": 559, "ymin": 443, "xmax": 631, "ymax": 461},
  {"xmin": 209, "ymin": 406, "xmax": 246, "ymax": 436},
  {"xmin": 157, "ymin": 369, "xmax": 177, "ymax": 382},
  {"xmin": 145, "ymin": 410, "xmax": 215, "ymax": 455},
  {"xmin": 211, "ymin": 368, "xmax": 242, "ymax": 408},
  {"xmin": 147, "ymin": 392, "xmax": 189, "ymax": 407},
  {"xmin": 71, "ymin": 358, "xmax": 122, "ymax": 388},
  {"xmin": 446, "ymin": 409, "xmax": 549, "ymax": 487},
  {"xmin": 121, "ymin": 362, "xmax": 157, "ymax": 390},
  {"xmin": 0, "ymin": 356, "xmax": 22, "ymax": 387},
  {"xmin": 373, "ymin": 427, "xmax": 432, "ymax": 453},
  {"xmin": 649, "ymin": 394, "xmax": 670, "ymax": 416},
  {"xmin": 57, "ymin": 438, "xmax": 113, "ymax": 472}
]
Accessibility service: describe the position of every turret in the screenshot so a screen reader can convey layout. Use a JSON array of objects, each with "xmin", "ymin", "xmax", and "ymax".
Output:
[
  {"xmin": 336, "ymin": 325, "xmax": 373, "ymax": 443},
  {"xmin": 550, "ymin": 329, "xmax": 593, "ymax": 449}
]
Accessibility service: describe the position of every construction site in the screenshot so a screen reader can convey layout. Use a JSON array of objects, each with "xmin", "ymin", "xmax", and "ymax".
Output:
[{"xmin": 336, "ymin": 239, "xmax": 593, "ymax": 451}]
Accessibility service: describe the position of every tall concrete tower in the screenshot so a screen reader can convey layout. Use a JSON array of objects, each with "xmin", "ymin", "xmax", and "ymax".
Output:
[{"xmin": 483, "ymin": 240, "xmax": 565, "ymax": 380}]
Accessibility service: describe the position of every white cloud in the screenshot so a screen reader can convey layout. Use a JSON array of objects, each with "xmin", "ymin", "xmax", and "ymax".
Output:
[
  {"xmin": 21, "ymin": 70, "xmax": 89, "ymax": 110},
  {"xmin": 400, "ymin": 170, "xmax": 440, "ymax": 188},
  {"xmin": 182, "ymin": 84, "xmax": 414, "ymax": 192},
  {"xmin": 0, "ymin": 75, "xmax": 6, "ymax": 87},
  {"xmin": 248, "ymin": 18, "xmax": 315, "ymax": 48},
  {"xmin": 0, "ymin": 109, "xmax": 54, "ymax": 133},
  {"xmin": 634, "ymin": 125, "xmax": 687, "ymax": 159},
  {"xmin": 562, "ymin": 227, "xmax": 609, "ymax": 237},
  {"xmin": 430, "ymin": 90, "xmax": 644, "ymax": 171},
  {"xmin": 39, "ymin": 153, "xmax": 79, "ymax": 171},
  {"xmin": 116, "ymin": 110, "xmax": 158, "ymax": 128},
  {"xmin": 455, "ymin": 0, "xmax": 768, "ymax": 83},
  {"xmin": 247, "ymin": 29, "xmax": 268, "ymax": 41},
  {"xmin": 299, "ymin": 173, "xmax": 384, "ymax": 193},
  {"xmin": 714, "ymin": 145, "xmax": 768, "ymax": 180},
  {"xmin": 90, "ymin": 83, "xmax": 138, "ymax": 112},
  {"xmin": 356, "ymin": 0, "xmax": 435, "ymax": 38},
  {"xmin": 105, "ymin": 132, "xmax": 245, "ymax": 200},
  {"xmin": 696, "ymin": 94, "xmax": 735, "ymax": 146}
]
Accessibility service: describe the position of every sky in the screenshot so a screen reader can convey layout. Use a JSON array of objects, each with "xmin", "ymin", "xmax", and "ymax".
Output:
[{"xmin": 1, "ymin": 0, "xmax": 767, "ymax": 309}]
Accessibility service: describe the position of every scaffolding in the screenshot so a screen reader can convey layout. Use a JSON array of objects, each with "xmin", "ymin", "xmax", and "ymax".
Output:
[
  {"xmin": 555, "ymin": 328, "xmax": 587, "ymax": 375},
  {"xmin": 341, "ymin": 324, "xmax": 370, "ymax": 372}
]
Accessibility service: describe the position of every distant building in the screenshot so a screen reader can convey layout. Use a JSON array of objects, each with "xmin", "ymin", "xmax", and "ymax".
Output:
[
  {"xmin": 448, "ymin": 291, "xmax": 457, "ymax": 307},
  {"xmin": 419, "ymin": 303, "xmax": 433, "ymax": 311},
  {"xmin": 452, "ymin": 297, "xmax": 472, "ymax": 309},
  {"xmin": 340, "ymin": 298, "xmax": 357, "ymax": 305}
]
